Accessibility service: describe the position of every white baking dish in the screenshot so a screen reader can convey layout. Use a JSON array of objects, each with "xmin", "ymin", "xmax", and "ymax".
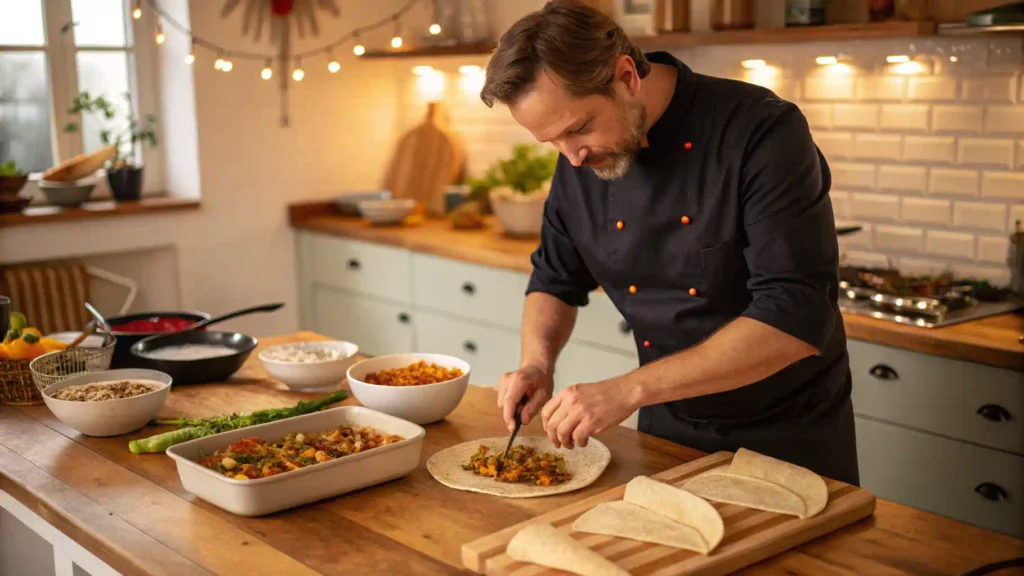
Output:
[{"xmin": 165, "ymin": 405, "xmax": 425, "ymax": 516}]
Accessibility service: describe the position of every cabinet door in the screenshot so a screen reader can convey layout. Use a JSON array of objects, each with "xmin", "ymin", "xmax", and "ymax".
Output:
[
  {"xmin": 412, "ymin": 253, "xmax": 530, "ymax": 330},
  {"xmin": 414, "ymin": 311, "xmax": 520, "ymax": 388},
  {"xmin": 554, "ymin": 342, "xmax": 640, "ymax": 429},
  {"xmin": 312, "ymin": 286, "xmax": 415, "ymax": 357},
  {"xmin": 311, "ymin": 234, "xmax": 413, "ymax": 304},
  {"xmin": 573, "ymin": 291, "xmax": 635, "ymax": 354}
]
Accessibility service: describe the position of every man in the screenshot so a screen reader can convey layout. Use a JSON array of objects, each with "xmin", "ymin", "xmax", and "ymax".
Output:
[{"xmin": 483, "ymin": 0, "xmax": 858, "ymax": 484}]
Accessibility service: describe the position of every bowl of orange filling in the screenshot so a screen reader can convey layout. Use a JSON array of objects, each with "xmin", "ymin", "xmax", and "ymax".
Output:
[{"xmin": 346, "ymin": 353, "xmax": 471, "ymax": 425}]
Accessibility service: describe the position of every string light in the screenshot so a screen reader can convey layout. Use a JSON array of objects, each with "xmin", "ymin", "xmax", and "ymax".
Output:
[
  {"xmin": 741, "ymin": 59, "xmax": 766, "ymax": 69},
  {"xmin": 327, "ymin": 50, "xmax": 340, "ymax": 73},
  {"xmin": 221, "ymin": 58, "xmax": 233, "ymax": 72},
  {"xmin": 429, "ymin": 23, "xmax": 441, "ymax": 35},
  {"xmin": 132, "ymin": 0, "xmax": 141, "ymax": 19},
  {"xmin": 184, "ymin": 37, "xmax": 195, "ymax": 64},
  {"xmin": 353, "ymin": 43, "xmax": 366, "ymax": 56},
  {"xmin": 214, "ymin": 51, "xmax": 224, "ymax": 71},
  {"xmin": 815, "ymin": 56, "xmax": 838, "ymax": 66},
  {"xmin": 391, "ymin": 15, "xmax": 403, "ymax": 49},
  {"xmin": 261, "ymin": 59, "xmax": 273, "ymax": 80},
  {"xmin": 155, "ymin": 19, "xmax": 165, "ymax": 45},
  {"xmin": 292, "ymin": 58, "xmax": 305, "ymax": 81},
  {"xmin": 887, "ymin": 55, "xmax": 910, "ymax": 63}
]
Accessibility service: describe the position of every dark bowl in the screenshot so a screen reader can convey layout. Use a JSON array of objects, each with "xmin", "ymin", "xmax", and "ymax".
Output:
[
  {"xmin": 106, "ymin": 310, "xmax": 211, "ymax": 368},
  {"xmin": 0, "ymin": 174, "xmax": 29, "ymax": 196},
  {"xmin": 130, "ymin": 330, "xmax": 257, "ymax": 385}
]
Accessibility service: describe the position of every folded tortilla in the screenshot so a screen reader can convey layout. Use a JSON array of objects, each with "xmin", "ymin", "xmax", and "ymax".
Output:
[
  {"xmin": 683, "ymin": 472, "xmax": 807, "ymax": 518},
  {"xmin": 573, "ymin": 501, "xmax": 709, "ymax": 554},
  {"xmin": 727, "ymin": 447, "xmax": 829, "ymax": 518},
  {"xmin": 506, "ymin": 523, "xmax": 629, "ymax": 576},
  {"xmin": 623, "ymin": 476, "xmax": 725, "ymax": 553}
]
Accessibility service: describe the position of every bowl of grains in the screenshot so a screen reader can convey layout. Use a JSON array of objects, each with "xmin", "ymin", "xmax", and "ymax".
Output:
[
  {"xmin": 258, "ymin": 340, "xmax": 359, "ymax": 391},
  {"xmin": 346, "ymin": 353, "xmax": 471, "ymax": 425},
  {"xmin": 41, "ymin": 369, "xmax": 172, "ymax": 437}
]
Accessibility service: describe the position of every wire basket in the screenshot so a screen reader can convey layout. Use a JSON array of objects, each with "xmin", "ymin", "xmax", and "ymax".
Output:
[
  {"xmin": 29, "ymin": 336, "xmax": 116, "ymax": 393},
  {"xmin": 0, "ymin": 359, "xmax": 41, "ymax": 405}
]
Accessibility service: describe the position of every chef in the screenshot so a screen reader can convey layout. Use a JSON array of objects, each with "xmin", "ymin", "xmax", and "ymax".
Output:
[{"xmin": 485, "ymin": 0, "xmax": 858, "ymax": 484}]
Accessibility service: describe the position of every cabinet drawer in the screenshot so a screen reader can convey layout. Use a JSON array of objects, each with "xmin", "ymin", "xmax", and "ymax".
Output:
[
  {"xmin": 311, "ymin": 234, "xmax": 412, "ymax": 304},
  {"xmin": 412, "ymin": 253, "xmax": 529, "ymax": 330},
  {"xmin": 312, "ymin": 286, "xmax": 415, "ymax": 357},
  {"xmin": 574, "ymin": 291, "xmax": 635, "ymax": 354},
  {"xmin": 414, "ymin": 311, "xmax": 520, "ymax": 388},
  {"xmin": 856, "ymin": 416, "xmax": 1024, "ymax": 538},
  {"xmin": 849, "ymin": 340, "xmax": 1024, "ymax": 454}
]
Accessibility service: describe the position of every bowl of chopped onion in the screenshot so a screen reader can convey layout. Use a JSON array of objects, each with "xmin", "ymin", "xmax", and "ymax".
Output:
[{"xmin": 258, "ymin": 340, "xmax": 359, "ymax": 391}]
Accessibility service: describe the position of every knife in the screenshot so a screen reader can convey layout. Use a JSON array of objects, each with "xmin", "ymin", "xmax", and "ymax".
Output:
[{"xmin": 496, "ymin": 396, "xmax": 529, "ymax": 473}]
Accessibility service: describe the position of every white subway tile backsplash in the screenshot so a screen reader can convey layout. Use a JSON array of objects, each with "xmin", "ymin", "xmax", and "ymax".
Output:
[
  {"xmin": 875, "ymin": 225, "xmax": 925, "ymax": 253},
  {"xmin": 900, "ymin": 257, "xmax": 953, "ymax": 276},
  {"xmin": 963, "ymin": 76, "xmax": 1017, "ymax": 103},
  {"xmin": 815, "ymin": 132, "xmax": 854, "ymax": 159},
  {"xmin": 856, "ymin": 76, "xmax": 905, "ymax": 101},
  {"xmin": 844, "ymin": 250, "xmax": 892, "ymax": 268},
  {"xmin": 984, "ymin": 106, "xmax": 1024, "ymax": 133},
  {"xmin": 850, "ymin": 192, "xmax": 899, "ymax": 219},
  {"xmin": 908, "ymin": 77, "xmax": 958, "ymax": 101},
  {"xmin": 926, "ymin": 231, "xmax": 976, "ymax": 259},
  {"xmin": 830, "ymin": 190, "xmax": 850, "ymax": 218},
  {"xmin": 954, "ymin": 202, "xmax": 1008, "ymax": 231},
  {"xmin": 978, "ymin": 235, "xmax": 1010, "ymax": 264},
  {"xmin": 831, "ymin": 162, "xmax": 876, "ymax": 189},
  {"xmin": 904, "ymin": 136, "xmax": 956, "ymax": 164},
  {"xmin": 952, "ymin": 264, "xmax": 1010, "ymax": 285},
  {"xmin": 1011, "ymin": 205, "xmax": 1024, "ymax": 231},
  {"xmin": 958, "ymin": 139, "xmax": 1014, "ymax": 168},
  {"xmin": 854, "ymin": 134, "xmax": 902, "ymax": 160},
  {"xmin": 932, "ymin": 105, "xmax": 983, "ymax": 133},
  {"xmin": 833, "ymin": 104, "xmax": 879, "ymax": 129},
  {"xmin": 804, "ymin": 76, "xmax": 855, "ymax": 100},
  {"xmin": 981, "ymin": 172, "xmax": 1024, "ymax": 200},
  {"xmin": 879, "ymin": 104, "xmax": 929, "ymax": 132},
  {"xmin": 929, "ymin": 169, "xmax": 980, "ymax": 196},
  {"xmin": 879, "ymin": 165, "xmax": 927, "ymax": 192},
  {"xmin": 902, "ymin": 197, "xmax": 951, "ymax": 224},
  {"xmin": 799, "ymin": 103, "xmax": 831, "ymax": 128}
]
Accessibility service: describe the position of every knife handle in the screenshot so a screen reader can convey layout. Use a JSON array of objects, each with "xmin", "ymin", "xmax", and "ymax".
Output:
[{"xmin": 514, "ymin": 396, "xmax": 528, "ymax": 425}]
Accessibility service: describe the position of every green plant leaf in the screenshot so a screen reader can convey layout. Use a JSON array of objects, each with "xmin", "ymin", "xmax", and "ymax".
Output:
[{"xmin": 64, "ymin": 122, "xmax": 80, "ymax": 133}]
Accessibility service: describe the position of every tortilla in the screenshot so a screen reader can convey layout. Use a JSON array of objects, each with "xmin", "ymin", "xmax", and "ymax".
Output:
[
  {"xmin": 573, "ymin": 501, "xmax": 709, "ymax": 554},
  {"xmin": 623, "ymin": 476, "xmax": 725, "ymax": 552},
  {"xmin": 683, "ymin": 472, "xmax": 807, "ymax": 518},
  {"xmin": 507, "ymin": 523, "xmax": 629, "ymax": 576},
  {"xmin": 727, "ymin": 447, "xmax": 829, "ymax": 518},
  {"xmin": 426, "ymin": 436, "xmax": 611, "ymax": 498}
]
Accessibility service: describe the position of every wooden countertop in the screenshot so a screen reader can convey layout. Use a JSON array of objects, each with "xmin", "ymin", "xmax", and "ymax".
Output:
[
  {"xmin": 0, "ymin": 196, "xmax": 200, "ymax": 229},
  {"xmin": 2, "ymin": 332, "xmax": 1021, "ymax": 576},
  {"xmin": 290, "ymin": 202, "xmax": 1024, "ymax": 372}
]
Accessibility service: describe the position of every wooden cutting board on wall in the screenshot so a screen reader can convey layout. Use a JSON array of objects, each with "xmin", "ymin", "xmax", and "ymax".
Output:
[
  {"xmin": 384, "ymin": 101, "xmax": 465, "ymax": 218},
  {"xmin": 462, "ymin": 451, "xmax": 876, "ymax": 576}
]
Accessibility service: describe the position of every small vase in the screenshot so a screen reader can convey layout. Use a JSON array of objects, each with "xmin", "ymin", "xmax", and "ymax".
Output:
[{"xmin": 107, "ymin": 166, "xmax": 144, "ymax": 202}]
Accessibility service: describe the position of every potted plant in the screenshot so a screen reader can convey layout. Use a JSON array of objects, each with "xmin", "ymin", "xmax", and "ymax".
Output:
[
  {"xmin": 64, "ymin": 92, "xmax": 157, "ymax": 202},
  {"xmin": 476, "ymin": 144, "xmax": 558, "ymax": 237}
]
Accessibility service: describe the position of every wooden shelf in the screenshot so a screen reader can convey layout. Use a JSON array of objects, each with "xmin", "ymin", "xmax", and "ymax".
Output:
[
  {"xmin": 634, "ymin": 21, "xmax": 937, "ymax": 49},
  {"xmin": 361, "ymin": 43, "xmax": 495, "ymax": 59},
  {"xmin": 0, "ymin": 196, "xmax": 200, "ymax": 229}
]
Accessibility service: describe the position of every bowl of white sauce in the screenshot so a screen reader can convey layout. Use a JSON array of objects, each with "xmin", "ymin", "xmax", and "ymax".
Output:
[
  {"xmin": 129, "ymin": 331, "xmax": 258, "ymax": 385},
  {"xmin": 258, "ymin": 340, "xmax": 359, "ymax": 391}
]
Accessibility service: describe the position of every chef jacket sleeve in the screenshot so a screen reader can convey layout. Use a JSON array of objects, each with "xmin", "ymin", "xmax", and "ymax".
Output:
[
  {"xmin": 738, "ymin": 101, "xmax": 839, "ymax": 352},
  {"xmin": 525, "ymin": 162, "xmax": 599, "ymax": 307}
]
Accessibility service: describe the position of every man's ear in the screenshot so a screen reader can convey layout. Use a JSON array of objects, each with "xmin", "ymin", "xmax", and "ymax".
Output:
[{"xmin": 613, "ymin": 55, "xmax": 641, "ymax": 96}]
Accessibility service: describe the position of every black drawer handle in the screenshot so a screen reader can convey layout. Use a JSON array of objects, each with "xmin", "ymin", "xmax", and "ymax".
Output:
[
  {"xmin": 974, "ymin": 482, "xmax": 1009, "ymax": 502},
  {"xmin": 976, "ymin": 404, "xmax": 1012, "ymax": 423},
  {"xmin": 461, "ymin": 282, "xmax": 476, "ymax": 295},
  {"xmin": 463, "ymin": 340, "xmax": 477, "ymax": 353},
  {"xmin": 868, "ymin": 364, "xmax": 899, "ymax": 381},
  {"xmin": 397, "ymin": 313, "xmax": 410, "ymax": 324},
  {"xmin": 347, "ymin": 258, "xmax": 360, "ymax": 270},
  {"xmin": 618, "ymin": 321, "xmax": 631, "ymax": 334}
]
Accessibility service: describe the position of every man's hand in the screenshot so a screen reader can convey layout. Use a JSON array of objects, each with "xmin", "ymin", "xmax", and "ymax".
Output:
[
  {"xmin": 497, "ymin": 365, "xmax": 554, "ymax": 431},
  {"xmin": 541, "ymin": 378, "xmax": 641, "ymax": 449}
]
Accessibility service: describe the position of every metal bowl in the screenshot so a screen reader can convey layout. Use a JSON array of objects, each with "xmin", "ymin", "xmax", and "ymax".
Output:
[{"xmin": 29, "ymin": 336, "xmax": 117, "ymax": 392}]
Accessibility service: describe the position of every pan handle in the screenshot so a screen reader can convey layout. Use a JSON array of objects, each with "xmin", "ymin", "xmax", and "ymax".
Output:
[{"xmin": 188, "ymin": 303, "xmax": 286, "ymax": 331}]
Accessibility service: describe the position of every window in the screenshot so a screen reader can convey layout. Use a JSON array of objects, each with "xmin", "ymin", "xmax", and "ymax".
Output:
[{"xmin": 0, "ymin": 0, "xmax": 155, "ymax": 176}]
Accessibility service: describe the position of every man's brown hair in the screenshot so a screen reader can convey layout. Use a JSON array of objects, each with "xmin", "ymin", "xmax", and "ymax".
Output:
[{"xmin": 480, "ymin": 0, "xmax": 650, "ymax": 108}]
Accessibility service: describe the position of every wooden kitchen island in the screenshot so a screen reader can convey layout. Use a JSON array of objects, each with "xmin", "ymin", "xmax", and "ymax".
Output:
[{"xmin": 1, "ymin": 332, "xmax": 1021, "ymax": 576}]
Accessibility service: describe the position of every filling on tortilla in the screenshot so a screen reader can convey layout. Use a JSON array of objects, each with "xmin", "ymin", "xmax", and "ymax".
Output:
[{"xmin": 463, "ymin": 445, "xmax": 571, "ymax": 486}]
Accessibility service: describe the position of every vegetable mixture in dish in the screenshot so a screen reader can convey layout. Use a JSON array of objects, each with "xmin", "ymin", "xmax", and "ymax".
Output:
[
  {"xmin": 463, "ymin": 445, "xmax": 571, "ymax": 486},
  {"xmin": 52, "ymin": 380, "xmax": 161, "ymax": 402},
  {"xmin": 262, "ymin": 344, "xmax": 345, "ymax": 363},
  {"xmin": 363, "ymin": 360, "xmax": 463, "ymax": 386},
  {"xmin": 197, "ymin": 425, "xmax": 405, "ymax": 480}
]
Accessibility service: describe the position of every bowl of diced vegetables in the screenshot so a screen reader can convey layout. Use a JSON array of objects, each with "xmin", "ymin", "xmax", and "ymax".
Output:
[{"xmin": 258, "ymin": 340, "xmax": 359, "ymax": 391}]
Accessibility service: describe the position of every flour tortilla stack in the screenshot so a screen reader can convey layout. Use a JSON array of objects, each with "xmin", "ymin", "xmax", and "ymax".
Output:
[
  {"xmin": 507, "ymin": 523, "xmax": 629, "ymax": 576},
  {"xmin": 683, "ymin": 448, "xmax": 829, "ymax": 519}
]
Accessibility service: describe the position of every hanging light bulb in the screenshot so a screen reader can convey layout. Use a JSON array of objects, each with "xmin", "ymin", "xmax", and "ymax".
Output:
[
  {"xmin": 221, "ymin": 59, "xmax": 233, "ymax": 72},
  {"xmin": 327, "ymin": 50, "xmax": 340, "ymax": 73},
  {"xmin": 429, "ymin": 23, "xmax": 441, "ymax": 35},
  {"xmin": 184, "ymin": 38, "xmax": 195, "ymax": 64},
  {"xmin": 132, "ymin": 0, "xmax": 141, "ymax": 19},
  {"xmin": 261, "ymin": 59, "xmax": 273, "ymax": 80},
  {"xmin": 214, "ymin": 52, "xmax": 224, "ymax": 70},
  {"xmin": 353, "ymin": 43, "xmax": 366, "ymax": 56},
  {"xmin": 391, "ymin": 16, "xmax": 403, "ymax": 49},
  {"xmin": 292, "ymin": 58, "xmax": 305, "ymax": 81},
  {"xmin": 154, "ymin": 20, "xmax": 165, "ymax": 45}
]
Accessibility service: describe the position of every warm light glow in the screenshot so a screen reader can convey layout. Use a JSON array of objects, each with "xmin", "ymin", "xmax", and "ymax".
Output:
[
  {"xmin": 824, "ymin": 62, "xmax": 854, "ymax": 76},
  {"xmin": 950, "ymin": 56, "xmax": 959, "ymax": 62},
  {"xmin": 459, "ymin": 69, "xmax": 485, "ymax": 93},
  {"xmin": 886, "ymin": 55, "xmax": 910, "ymax": 63},
  {"xmin": 816, "ymin": 56, "xmax": 838, "ymax": 66},
  {"xmin": 741, "ymin": 59, "xmax": 766, "ymax": 69},
  {"xmin": 892, "ymin": 61, "xmax": 925, "ymax": 75},
  {"xmin": 132, "ymin": 7, "xmax": 142, "ymax": 19},
  {"xmin": 155, "ymin": 32, "xmax": 165, "ymax": 45},
  {"xmin": 391, "ymin": 36, "xmax": 403, "ymax": 49},
  {"xmin": 214, "ymin": 58, "xmax": 224, "ymax": 70},
  {"xmin": 328, "ymin": 60, "xmax": 341, "ymax": 73},
  {"xmin": 261, "ymin": 66, "xmax": 272, "ymax": 80},
  {"xmin": 184, "ymin": 53, "xmax": 195, "ymax": 65},
  {"xmin": 413, "ymin": 65, "xmax": 434, "ymax": 75},
  {"xmin": 429, "ymin": 23, "xmax": 441, "ymax": 35},
  {"xmin": 745, "ymin": 66, "xmax": 779, "ymax": 88},
  {"xmin": 220, "ymin": 60, "xmax": 233, "ymax": 72},
  {"xmin": 459, "ymin": 65, "xmax": 482, "ymax": 75},
  {"xmin": 415, "ymin": 69, "xmax": 446, "ymax": 101},
  {"xmin": 353, "ymin": 44, "xmax": 366, "ymax": 56},
  {"xmin": 292, "ymin": 67, "xmax": 305, "ymax": 81}
]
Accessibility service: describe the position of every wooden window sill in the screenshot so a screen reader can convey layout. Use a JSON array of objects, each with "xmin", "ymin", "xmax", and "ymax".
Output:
[{"xmin": 0, "ymin": 196, "xmax": 200, "ymax": 229}]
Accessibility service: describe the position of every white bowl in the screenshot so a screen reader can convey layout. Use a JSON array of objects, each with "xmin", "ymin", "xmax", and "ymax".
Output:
[
  {"xmin": 258, "ymin": 340, "xmax": 359, "ymax": 391},
  {"xmin": 42, "ymin": 369, "xmax": 172, "ymax": 437},
  {"xmin": 346, "ymin": 353, "xmax": 470, "ymax": 425},
  {"xmin": 489, "ymin": 190, "xmax": 546, "ymax": 237},
  {"xmin": 357, "ymin": 198, "xmax": 417, "ymax": 225},
  {"xmin": 46, "ymin": 331, "xmax": 108, "ymax": 348}
]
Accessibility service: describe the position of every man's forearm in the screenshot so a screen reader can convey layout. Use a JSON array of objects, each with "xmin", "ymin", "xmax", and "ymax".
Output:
[
  {"xmin": 624, "ymin": 317, "xmax": 818, "ymax": 409},
  {"xmin": 520, "ymin": 292, "xmax": 578, "ymax": 376}
]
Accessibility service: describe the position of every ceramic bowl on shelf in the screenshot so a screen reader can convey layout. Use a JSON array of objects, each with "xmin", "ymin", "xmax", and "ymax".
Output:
[
  {"xmin": 357, "ymin": 198, "xmax": 417, "ymax": 226},
  {"xmin": 258, "ymin": 340, "xmax": 359, "ymax": 391},
  {"xmin": 39, "ymin": 179, "xmax": 96, "ymax": 208},
  {"xmin": 331, "ymin": 190, "xmax": 392, "ymax": 217},
  {"xmin": 346, "ymin": 353, "xmax": 470, "ymax": 425},
  {"xmin": 489, "ymin": 187, "xmax": 548, "ymax": 237}
]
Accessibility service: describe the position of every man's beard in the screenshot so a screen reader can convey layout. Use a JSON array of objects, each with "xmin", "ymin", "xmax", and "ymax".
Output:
[{"xmin": 586, "ymin": 97, "xmax": 646, "ymax": 180}]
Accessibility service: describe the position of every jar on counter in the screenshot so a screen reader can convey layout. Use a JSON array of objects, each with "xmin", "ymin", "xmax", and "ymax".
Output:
[
  {"xmin": 711, "ymin": 0, "xmax": 754, "ymax": 30},
  {"xmin": 785, "ymin": 0, "xmax": 826, "ymax": 26}
]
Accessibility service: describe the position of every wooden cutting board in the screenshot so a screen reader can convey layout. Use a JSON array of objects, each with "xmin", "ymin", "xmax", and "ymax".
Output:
[
  {"xmin": 384, "ymin": 101, "xmax": 465, "ymax": 218},
  {"xmin": 462, "ymin": 451, "xmax": 876, "ymax": 576}
]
